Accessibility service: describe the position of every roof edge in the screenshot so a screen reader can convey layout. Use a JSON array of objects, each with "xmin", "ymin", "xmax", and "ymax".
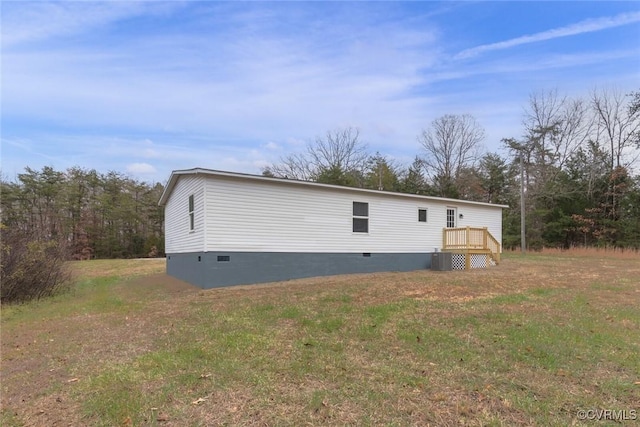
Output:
[{"xmin": 158, "ymin": 167, "xmax": 510, "ymax": 209}]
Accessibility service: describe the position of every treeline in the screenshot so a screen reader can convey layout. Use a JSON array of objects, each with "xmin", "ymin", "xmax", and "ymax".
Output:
[
  {"xmin": 265, "ymin": 87, "xmax": 640, "ymax": 250},
  {"xmin": 1, "ymin": 167, "xmax": 165, "ymax": 259}
]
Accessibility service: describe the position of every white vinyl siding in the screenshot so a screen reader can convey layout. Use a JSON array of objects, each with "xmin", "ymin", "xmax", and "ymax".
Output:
[
  {"xmin": 164, "ymin": 176, "xmax": 205, "ymax": 253},
  {"xmin": 453, "ymin": 204, "xmax": 503, "ymax": 251},
  {"xmin": 201, "ymin": 176, "xmax": 503, "ymax": 253}
]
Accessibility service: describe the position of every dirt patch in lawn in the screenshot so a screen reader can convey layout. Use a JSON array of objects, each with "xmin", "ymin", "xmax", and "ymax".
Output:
[{"xmin": 126, "ymin": 272, "xmax": 199, "ymax": 296}]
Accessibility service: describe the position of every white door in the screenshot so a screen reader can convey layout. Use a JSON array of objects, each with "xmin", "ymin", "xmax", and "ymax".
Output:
[{"xmin": 446, "ymin": 207, "xmax": 457, "ymax": 228}]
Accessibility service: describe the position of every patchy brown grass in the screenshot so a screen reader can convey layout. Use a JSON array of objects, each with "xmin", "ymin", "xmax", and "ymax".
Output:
[
  {"xmin": 506, "ymin": 246, "xmax": 640, "ymax": 259},
  {"xmin": 2, "ymin": 255, "xmax": 639, "ymax": 426},
  {"xmin": 68, "ymin": 258, "xmax": 166, "ymax": 280}
]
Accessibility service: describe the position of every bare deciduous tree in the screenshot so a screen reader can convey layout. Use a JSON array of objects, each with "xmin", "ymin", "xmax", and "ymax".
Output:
[
  {"xmin": 264, "ymin": 127, "xmax": 369, "ymax": 185},
  {"xmin": 309, "ymin": 127, "xmax": 369, "ymax": 176},
  {"xmin": 524, "ymin": 89, "xmax": 592, "ymax": 171},
  {"xmin": 418, "ymin": 114, "xmax": 485, "ymax": 197},
  {"xmin": 591, "ymin": 87, "xmax": 640, "ymax": 169},
  {"xmin": 263, "ymin": 152, "xmax": 314, "ymax": 180}
]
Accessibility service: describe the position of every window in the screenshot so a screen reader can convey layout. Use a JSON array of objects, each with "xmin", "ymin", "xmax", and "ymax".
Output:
[
  {"xmin": 188, "ymin": 194, "xmax": 195, "ymax": 231},
  {"xmin": 353, "ymin": 201, "xmax": 368, "ymax": 217},
  {"xmin": 353, "ymin": 201, "xmax": 369, "ymax": 233},
  {"xmin": 418, "ymin": 208, "xmax": 427, "ymax": 223},
  {"xmin": 446, "ymin": 207, "xmax": 456, "ymax": 228}
]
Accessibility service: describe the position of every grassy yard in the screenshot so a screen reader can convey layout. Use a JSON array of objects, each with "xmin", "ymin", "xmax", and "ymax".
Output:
[{"xmin": 1, "ymin": 253, "xmax": 639, "ymax": 426}]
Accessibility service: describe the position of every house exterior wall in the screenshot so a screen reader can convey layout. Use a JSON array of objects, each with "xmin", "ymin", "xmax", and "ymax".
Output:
[
  {"xmin": 164, "ymin": 175, "xmax": 206, "ymax": 254},
  {"xmin": 162, "ymin": 170, "xmax": 504, "ymax": 288},
  {"xmin": 201, "ymin": 175, "xmax": 502, "ymax": 253},
  {"xmin": 453, "ymin": 203, "xmax": 503, "ymax": 251}
]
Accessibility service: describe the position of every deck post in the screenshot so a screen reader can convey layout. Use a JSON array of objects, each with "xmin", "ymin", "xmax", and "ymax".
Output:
[
  {"xmin": 442, "ymin": 228, "xmax": 446, "ymax": 252},
  {"xmin": 466, "ymin": 226, "xmax": 470, "ymax": 250},
  {"xmin": 483, "ymin": 227, "xmax": 488, "ymax": 250},
  {"xmin": 466, "ymin": 227, "xmax": 471, "ymax": 269}
]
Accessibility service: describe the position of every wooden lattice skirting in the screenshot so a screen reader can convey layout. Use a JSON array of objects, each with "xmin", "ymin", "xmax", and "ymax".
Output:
[{"xmin": 449, "ymin": 251, "xmax": 497, "ymax": 270}]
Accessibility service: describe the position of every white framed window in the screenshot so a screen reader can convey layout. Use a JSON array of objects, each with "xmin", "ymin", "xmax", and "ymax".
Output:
[
  {"xmin": 188, "ymin": 194, "xmax": 195, "ymax": 231},
  {"xmin": 353, "ymin": 201, "xmax": 369, "ymax": 233},
  {"xmin": 418, "ymin": 208, "xmax": 428, "ymax": 223}
]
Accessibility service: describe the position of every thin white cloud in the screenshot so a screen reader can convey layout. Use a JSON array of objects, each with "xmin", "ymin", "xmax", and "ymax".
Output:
[
  {"xmin": 0, "ymin": 2, "xmax": 185, "ymax": 48},
  {"xmin": 2, "ymin": 3, "xmax": 136, "ymax": 47},
  {"xmin": 285, "ymin": 137, "xmax": 307, "ymax": 147},
  {"xmin": 2, "ymin": 4, "xmax": 437, "ymax": 157},
  {"xmin": 1, "ymin": 132, "xmax": 288, "ymax": 183},
  {"xmin": 456, "ymin": 11, "xmax": 640, "ymax": 59},
  {"xmin": 126, "ymin": 162, "xmax": 157, "ymax": 175},
  {"xmin": 263, "ymin": 142, "xmax": 281, "ymax": 151},
  {"xmin": 436, "ymin": 48, "xmax": 640, "ymax": 83}
]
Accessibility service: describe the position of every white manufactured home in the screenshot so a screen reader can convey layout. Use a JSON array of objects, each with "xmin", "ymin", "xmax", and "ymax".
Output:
[{"xmin": 158, "ymin": 168, "xmax": 507, "ymax": 288}]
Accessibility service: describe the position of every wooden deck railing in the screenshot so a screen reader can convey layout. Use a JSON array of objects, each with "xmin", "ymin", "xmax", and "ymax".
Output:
[{"xmin": 442, "ymin": 226, "xmax": 501, "ymax": 265}]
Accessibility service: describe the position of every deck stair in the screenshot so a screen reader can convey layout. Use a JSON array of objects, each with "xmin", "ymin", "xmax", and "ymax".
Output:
[{"xmin": 442, "ymin": 227, "xmax": 500, "ymax": 270}]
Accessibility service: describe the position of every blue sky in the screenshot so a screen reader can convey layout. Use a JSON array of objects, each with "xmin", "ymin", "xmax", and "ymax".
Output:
[{"xmin": 2, "ymin": 1, "xmax": 639, "ymax": 184}]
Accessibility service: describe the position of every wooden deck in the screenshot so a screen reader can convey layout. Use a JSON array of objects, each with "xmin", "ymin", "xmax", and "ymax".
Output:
[{"xmin": 442, "ymin": 227, "xmax": 501, "ymax": 269}]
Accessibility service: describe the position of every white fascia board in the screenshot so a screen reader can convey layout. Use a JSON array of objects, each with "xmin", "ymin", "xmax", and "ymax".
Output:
[{"xmin": 158, "ymin": 167, "xmax": 510, "ymax": 209}]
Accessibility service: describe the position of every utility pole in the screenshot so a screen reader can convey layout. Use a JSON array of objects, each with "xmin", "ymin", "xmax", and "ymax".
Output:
[{"xmin": 520, "ymin": 154, "xmax": 526, "ymax": 254}]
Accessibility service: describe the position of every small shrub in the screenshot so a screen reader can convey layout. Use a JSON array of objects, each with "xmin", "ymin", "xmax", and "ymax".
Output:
[
  {"xmin": 1, "ymin": 225, "xmax": 71, "ymax": 304},
  {"xmin": 147, "ymin": 245, "xmax": 158, "ymax": 258}
]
